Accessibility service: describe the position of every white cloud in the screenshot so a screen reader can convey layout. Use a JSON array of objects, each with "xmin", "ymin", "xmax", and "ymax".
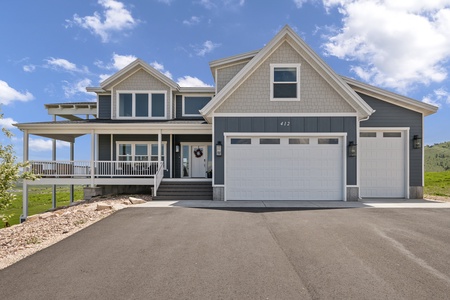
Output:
[
  {"xmin": 322, "ymin": 0, "xmax": 450, "ymax": 92},
  {"xmin": 197, "ymin": 0, "xmax": 245, "ymax": 9},
  {"xmin": 177, "ymin": 76, "xmax": 212, "ymax": 87},
  {"xmin": 0, "ymin": 80, "xmax": 34, "ymax": 105},
  {"xmin": 99, "ymin": 74, "xmax": 111, "ymax": 82},
  {"xmin": 196, "ymin": 40, "xmax": 221, "ymax": 56},
  {"xmin": 95, "ymin": 53, "xmax": 137, "ymax": 70},
  {"xmin": 29, "ymin": 138, "xmax": 70, "ymax": 152},
  {"xmin": 46, "ymin": 57, "xmax": 88, "ymax": 73},
  {"xmin": 150, "ymin": 61, "xmax": 173, "ymax": 79},
  {"xmin": 23, "ymin": 65, "xmax": 36, "ymax": 72},
  {"xmin": 422, "ymin": 88, "xmax": 450, "ymax": 107},
  {"xmin": 68, "ymin": 0, "xmax": 138, "ymax": 43},
  {"xmin": 183, "ymin": 16, "xmax": 200, "ymax": 26},
  {"xmin": 62, "ymin": 78, "xmax": 92, "ymax": 98},
  {"xmin": 0, "ymin": 117, "xmax": 17, "ymax": 129},
  {"xmin": 293, "ymin": 0, "xmax": 308, "ymax": 8},
  {"xmin": 157, "ymin": 0, "xmax": 173, "ymax": 4}
]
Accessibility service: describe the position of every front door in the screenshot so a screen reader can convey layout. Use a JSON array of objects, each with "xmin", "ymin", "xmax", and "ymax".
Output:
[{"xmin": 191, "ymin": 146, "xmax": 207, "ymax": 178}]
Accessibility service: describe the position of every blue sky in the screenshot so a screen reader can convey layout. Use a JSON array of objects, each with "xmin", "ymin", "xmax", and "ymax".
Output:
[{"xmin": 0, "ymin": 0, "xmax": 449, "ymax": 161}]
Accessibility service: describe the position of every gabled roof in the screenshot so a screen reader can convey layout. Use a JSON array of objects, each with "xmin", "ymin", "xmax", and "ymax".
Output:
[
  {"xmin": 342, "ymin": 76, "xmax": 438, "ymax": 116},
  {"xmin": 200, "ymin": 25, "xmax": 375, "ymax": 122},
  {"xmin": 209, "ymin": 49, "xmax": 260, "ymax": 80},
  {"xmin": 99, "ymin": 59, "xmax": 179, "ymax": 90}
]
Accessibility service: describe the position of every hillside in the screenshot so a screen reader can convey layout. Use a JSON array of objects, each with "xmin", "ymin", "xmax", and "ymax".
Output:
[{"xmin": 425, "ymin": 141, "xmax": 450, "ymax": 172}]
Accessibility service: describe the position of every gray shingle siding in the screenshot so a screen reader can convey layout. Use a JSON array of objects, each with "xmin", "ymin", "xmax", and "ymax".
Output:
[
  {"xmin": 358, "ymin": 93, "xmax": 423, "ymax": 186},
  {"xmin": 98, "ymin": 95, "xmax": 112, "ymax": 119},
  {"xmin": 214, "ymin": 116, "xmax": 357, "ymax": 185}
]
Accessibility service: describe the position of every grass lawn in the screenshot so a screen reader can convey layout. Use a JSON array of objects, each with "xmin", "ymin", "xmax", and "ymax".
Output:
[
  {"xmin": 424, "ymin": 171, "xmax": 450, "ymax": 198},
  {"xmin": 1, "ymin": 185, "xmax": 84, "ymax": 227}
]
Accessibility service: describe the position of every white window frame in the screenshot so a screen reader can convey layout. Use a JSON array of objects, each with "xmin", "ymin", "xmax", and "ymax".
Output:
[
  {"xmin": 182, "ymin": 95, "xmax": 212, "ymax": 117},
  {"xmin": 270, "ymin": 63, "xmax": 301, "ymax": 101},
  {"xmin": 116, "ymin": 90, "xmax": 167, "ymax": 119},
  {"xmin": 116, "ymin": 141, "xmax": 167, "ymax": 168}
]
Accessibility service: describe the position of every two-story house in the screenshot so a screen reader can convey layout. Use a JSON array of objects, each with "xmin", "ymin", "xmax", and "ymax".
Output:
[{"xmin": 16, "ymin": 26, "xmax": 438, "ymax": 221}]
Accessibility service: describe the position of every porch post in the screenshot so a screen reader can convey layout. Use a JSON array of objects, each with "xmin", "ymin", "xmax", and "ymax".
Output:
[
  {"xmin": 158, "ymin": 130, "xmax": 162, "ymax": 166},
  {"xmin": 70, "ymin": 141, "xmax": 74, "ymax": 204},
  {"xmin": 52, "ymin": 116, "xmax": 57, "ymax": 209},
  {"xmin": 21, "ymin": 130, "xmax": 29, "ymax": 222},
  {"xmin": 90, "ymin": 130, "xmax": 95, "ymax": 187}
]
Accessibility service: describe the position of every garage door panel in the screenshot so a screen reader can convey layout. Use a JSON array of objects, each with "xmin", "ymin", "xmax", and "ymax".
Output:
[{"xmin": 226, "ymin": 136, "xmax": 343, "ymax": 200}]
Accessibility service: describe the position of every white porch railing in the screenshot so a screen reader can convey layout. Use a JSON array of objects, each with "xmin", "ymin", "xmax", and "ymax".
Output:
[
  {"xmin": 153, "ymin": 161, "xmax": 164, "ymax": 197},
  {"xmin": 30, "ymin": 161, "xmax": 162, "ymax": 178}
]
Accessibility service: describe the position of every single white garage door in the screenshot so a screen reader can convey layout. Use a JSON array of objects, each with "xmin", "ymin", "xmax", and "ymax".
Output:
[
  {"xmin": 225, "ymin": 136, "xmax": 344, "ymax": 200},
  {"xmin": 360, "ymin": 130, "xmax": 406, "ymax": 198}
]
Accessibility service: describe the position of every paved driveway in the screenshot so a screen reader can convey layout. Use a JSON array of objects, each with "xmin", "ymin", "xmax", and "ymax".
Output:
[{"xmin": 1, "ymin": 207, "xmax": 450, "ymax": 299}]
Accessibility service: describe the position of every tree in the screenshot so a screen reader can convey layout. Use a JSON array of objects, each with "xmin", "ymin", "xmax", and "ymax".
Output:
[{"xmin": 0, "ymin": 109, "xmax": 37, "ymax": 226}]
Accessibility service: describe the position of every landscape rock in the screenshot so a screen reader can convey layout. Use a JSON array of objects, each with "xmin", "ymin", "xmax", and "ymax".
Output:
[
  {"xmin": 112, "ymin": 204, "xmax": 126, "ymax": 211},
  {"xmin": 96, "ymin": 203, "xmax": 113, "ymax": 211},
  {"xmin": 26, "ymin": 215, "xmax": 40, "ymax": 222},
  {"xmin": 129, "ymin": 197, "xmax": 146, "ymax": 204}
]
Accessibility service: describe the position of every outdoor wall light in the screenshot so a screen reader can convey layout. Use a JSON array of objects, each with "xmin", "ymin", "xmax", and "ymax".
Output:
[
  {"xmin": 413, "ymin": 135, "xmax": 422, "ymax": 149},
  {"xmin": 348, "ymin": 141, "xmax": 357, "ymax": 157},
  {"xmin": 175, "ymin": 145, "xmax": 180, "ymax": 153},
  {"xmin": 216, "ymin": 141, "xmax": 222, "ymax": 157}
]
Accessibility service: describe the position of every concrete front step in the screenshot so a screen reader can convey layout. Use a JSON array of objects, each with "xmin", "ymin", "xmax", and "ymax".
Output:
[{"xmin": 153, "ymin": 195, "xmax": 213, "ymax": 200}]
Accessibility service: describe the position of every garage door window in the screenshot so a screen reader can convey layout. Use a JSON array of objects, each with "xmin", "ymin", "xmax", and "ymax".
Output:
[
  {"xmin": 383, "ymin": 132, "xmax": 402, "ymax": 138},
  {"xmin": 230, "ymin": 138, "xmax": 251, "ymax": 144},
  {"xmin": 318, "ymin": 138, "xmax": 339, "ymax": 144},
  {"xmin": 360, "ymin": 132, "xmax": 376, "ymax": 138},
  {"xmin": 289, "ymin": 138, "xmax": 309, "ymax": 144},
  {"xmin": 260, "ymin": 138, "xmax": 280, "ymax": 144}
]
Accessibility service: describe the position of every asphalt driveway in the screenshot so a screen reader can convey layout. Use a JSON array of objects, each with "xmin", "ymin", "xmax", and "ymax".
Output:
[{"xmin": 1, "ymin": 207, "xmax": 450, "ymax": 299}]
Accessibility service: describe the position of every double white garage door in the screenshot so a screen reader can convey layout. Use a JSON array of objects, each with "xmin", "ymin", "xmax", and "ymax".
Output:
[{"xmin": 225, "ymin": 135, "xmax": 345, "ymax": 200}]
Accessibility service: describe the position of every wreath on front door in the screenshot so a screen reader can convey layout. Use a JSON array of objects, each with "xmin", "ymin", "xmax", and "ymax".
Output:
[{"xmin": 194, "ymin": 148, "xmax": 203, "ymax": 158}]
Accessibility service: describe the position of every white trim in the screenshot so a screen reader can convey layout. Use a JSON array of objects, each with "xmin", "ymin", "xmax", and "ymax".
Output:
[
  {"xmin": 406, "ymin": 128, "xmax": 410, "ymax": 199},
  {"xmin": 182, "ymin": 95, "xmax": 213, "ymax": 117},
  {"xmin": 170, "ymin": 134, "xmax": 173, "ymax": 178},
  {"xmin": 213, "ymin": 113, "xmax": 359, "ymax": 117},
  {"xmin": 224, "ymin": 132, "xmax": 347, "ymax": 138},
  {"xmin": 270, "ymin": 63, "xmax": 301, "ymax": 102},
  {"xmin": 116, "ymin": 90, "xmax": 167, "ymax": 120},
  {"xmin": 212, "ymin": 115, "xmax": 216, "ymax": 186},
  {"xmin": 343, "ymin": 134, "xmax": 347, "ymax": 201}
]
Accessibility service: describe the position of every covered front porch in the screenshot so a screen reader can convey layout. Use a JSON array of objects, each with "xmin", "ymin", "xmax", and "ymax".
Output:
[{"xmin": 16, "ymin": 120, "xmax": 212, "ymax": 221}]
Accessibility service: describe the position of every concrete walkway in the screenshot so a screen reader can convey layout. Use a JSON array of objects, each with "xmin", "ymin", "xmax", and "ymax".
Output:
[{"xmin": 135, "ymin": 199, "xmax": 450, "ymax": 208}]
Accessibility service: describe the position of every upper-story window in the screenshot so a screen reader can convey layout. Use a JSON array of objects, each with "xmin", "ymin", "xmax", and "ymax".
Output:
[
  {"xmin": 270, "ymin": 64, "xmax": 300, "ymax": 101},
  {"xmin": 117, "ymin": 91, "xmax": 166, "ymax": 119},
  {"xmin": 182, "ymin": 96, "xmax": 212, "ymax": 116}
]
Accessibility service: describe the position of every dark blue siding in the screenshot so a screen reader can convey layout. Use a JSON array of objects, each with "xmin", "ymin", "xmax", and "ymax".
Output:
[
  {"xmin": 358, "ymin": 93, "xmax": 423, "ymax": 186},
  {"xmin": 98, "ymin": 95, "xmax": 111, "ymax": 119},
  {"xmin": 172, "ymin": 135, "xmax": 212, "ymax": 178},
  {"xmin": 214, "ymin": 116, "xmax": 357, "ymax": 185}
]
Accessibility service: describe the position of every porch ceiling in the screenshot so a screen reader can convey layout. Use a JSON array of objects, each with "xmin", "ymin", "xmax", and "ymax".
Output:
[{"xmin": 29, "ymin": 133, "xmax": 86, "ymax": 143}]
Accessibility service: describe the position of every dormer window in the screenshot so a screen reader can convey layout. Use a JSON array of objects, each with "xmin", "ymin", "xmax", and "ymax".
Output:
[
  {"xmin": 270, "ymin": 64, "xmax": 300, "ymax": 101},
  {"xmin": 117, "ymin": 91, "xmax": 166, "ymax": 119}
]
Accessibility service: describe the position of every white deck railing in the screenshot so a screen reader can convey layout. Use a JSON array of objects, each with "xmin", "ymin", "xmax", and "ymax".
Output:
[
  {"xmin": 153, "ymin": 161, "xmax": 164, "ymax": 197},
  {"xmin": 30, "ymin": 161, "xmax": 162, "ymax": 178}
]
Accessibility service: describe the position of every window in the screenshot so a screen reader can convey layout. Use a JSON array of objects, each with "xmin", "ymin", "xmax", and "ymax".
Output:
[
  {"xmin": 383, "ymin": 132, "xmax": 401, "ymax": 138},
  {"xmin": 117, "ymin": 91, "xmax": 166, "ymax": 118},
  {"xmin": 289, "ymin": 138, "xmax": 309, "ymax": 144},
  {"xmin": 230, "ymin": 138, "xmax": 251, "ymax": 144},
  {"xmin": 360, "ymin": 132, "xmax": 376, "ymax": 138},
  {"xmin": 183, "ymin": 96, "xmax": 212, "ymax": 116},
  {"xmin": 117, "ymin": 142, "xmax": 166, "ymax": 167},
  {"xmin": 270, "ymin": 64, "xmax": 300, "ymax": 101},
  {"xmin": 260, "ymin": 138, "xmax": 280, "ymax": 144},
  {"xmin": 318, "ymin": 138, "xmax": 339, "ymax": 144}
]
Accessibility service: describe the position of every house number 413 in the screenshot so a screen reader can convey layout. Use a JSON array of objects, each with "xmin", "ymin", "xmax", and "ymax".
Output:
[{"xmin": 280, "ymin": 121, "xmax": 290, "ymax": 126}]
